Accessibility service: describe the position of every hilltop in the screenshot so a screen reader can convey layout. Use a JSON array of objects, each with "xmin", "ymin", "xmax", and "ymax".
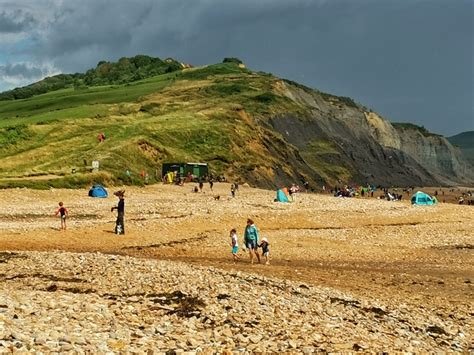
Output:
[{"xmin": 0, "ymin": 55, "xmax": 472, "ymax": 189}]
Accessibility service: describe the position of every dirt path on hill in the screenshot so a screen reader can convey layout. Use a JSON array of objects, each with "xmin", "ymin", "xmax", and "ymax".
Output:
[{"xmin": 0, "ymin": 174, "xmax": 63, "ymax": 181}]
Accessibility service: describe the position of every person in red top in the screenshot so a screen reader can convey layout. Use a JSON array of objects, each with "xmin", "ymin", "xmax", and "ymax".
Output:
[
  {"xmin": 98, "ymin": 132, "xmax": 106, "ymax": 142},
  {"xmin": 55, "ymin": 202, "xmax": 69, "ymax": 230}
]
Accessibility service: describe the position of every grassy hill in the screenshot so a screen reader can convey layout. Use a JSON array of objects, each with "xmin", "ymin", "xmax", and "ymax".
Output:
[
  {"xmin": 0, "ymin": 55, "xmax": 184, "ymax": 101},
  {"xmin": 0, "ymin": 59, "xmax": 322, "ymax": 188},
  {"xmin": 1, "ymin": 56, "xmax": 471, "ymax": 189},
  {"xmin": 447, "ymin": 131, "xmax": 474, "ymax": 167}
]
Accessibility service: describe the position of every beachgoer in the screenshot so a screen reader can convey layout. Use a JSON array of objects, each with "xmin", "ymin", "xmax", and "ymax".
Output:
[
  {"xmin": 199, "ymin": 181, "xmax": 204, "ymax": 192},
  {"xmin": 229, "ymin": 228, "xmax": 240, "ymax": 262},
  {"xmin": 111, "ymin": 190, "xmax": 125, "ymax": 235},
  {"xmin": 258, "ymin": 237, "xmax": 270, "ymax": 265},
  {"xmin": 244, "ymin": 218, "xmax": 261, "ymax": 264},
  {"xmin": 55, "ymin": 202, "xmax": 68, "ymax": 230},
  {"xmin": 209, "ymin": 179, "xmax": 214, "ymax": 191},
  {"xmin": 289, "ymin": 184, "xmax": 298, "ymax": 202},
  {"xmin": 231, "ymin": 183, "xmax": 236, "ymax": 198}
]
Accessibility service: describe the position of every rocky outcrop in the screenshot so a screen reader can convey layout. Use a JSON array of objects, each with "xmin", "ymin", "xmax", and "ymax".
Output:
[
  {"xmin": 267, "ymin": 81, "xmax": 474, "ymax": 187},
  {"xmin": 447, "ymin": 131, "xmax": 474, "ymax": 167},
  {"xmin": 392, "ymin": 126, "xmax": 474, "ymax": 185}
]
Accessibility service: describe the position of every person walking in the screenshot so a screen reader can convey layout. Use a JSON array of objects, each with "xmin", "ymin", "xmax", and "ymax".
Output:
[
  {"xmin": 55, "ymin": 202, "xmax": 69, "ymax": 230},
  {"xmin": 111, "ymin": 190, "xmax": 125, "ymax": 235},
  {"xmin": 244, "ymin": 218, "xmax": 261, "ymax": 264},
  {"xmin": 258, "ymin": 237, "xmax": 270, "ymax": 265},
  {"xmin": 229, "ymin": 228, "xmax": 240, "ymax": 263}
]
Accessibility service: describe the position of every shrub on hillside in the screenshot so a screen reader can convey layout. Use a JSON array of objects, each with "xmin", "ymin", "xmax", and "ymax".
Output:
[
  {"xmin": 222, "ymin": 57, "xmax": 243, "ymax": 65},
  {"xmin": 253, "ymin": 92, "xmax": 278, "ymax": 103},
  {"xmin": 203, "ymin": 83, "xmax": 249, "ymax": 96},
  {"xmin": 0, "ymin": 125, "xmax": 31, "ymax": 146}
]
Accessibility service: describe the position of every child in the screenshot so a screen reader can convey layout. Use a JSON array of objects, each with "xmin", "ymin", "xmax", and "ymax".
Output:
[
  {"xmin": 258, "ymin": 237, "xmax": 270, "ymax": 265},
  {"xmin": 230, "ymin": 228, "xmax": 240, "ymax": 262},
  {"xmin": 55, "ymin": 202, "xmax": 68, "ymax": 230}
]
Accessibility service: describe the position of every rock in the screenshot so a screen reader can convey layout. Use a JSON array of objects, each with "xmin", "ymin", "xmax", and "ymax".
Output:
[{"xmin": 249, "ymin": 335, "xmax": 262, "ymax": 344}]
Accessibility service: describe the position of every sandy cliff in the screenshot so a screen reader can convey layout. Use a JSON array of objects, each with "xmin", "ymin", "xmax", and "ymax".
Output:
[{"xmin": 267, "ymin": 82, "xmax": 474, "ymax": 187}]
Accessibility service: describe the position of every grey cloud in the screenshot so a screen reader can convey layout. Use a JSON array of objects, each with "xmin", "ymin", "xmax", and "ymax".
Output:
[
  {"xmin": 0, "ymin": 9, "xmax": 37, "ymax": 33},
  {"xmin": 5, "ymin": 0, "xmax": 474, "ymax": 135},
  {"xmin": 0, "ymin": 63, "xmax": 43, "ymax": 79}
]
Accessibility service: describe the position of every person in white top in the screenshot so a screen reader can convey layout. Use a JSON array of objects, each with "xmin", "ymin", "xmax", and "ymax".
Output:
[{"xmin": 230, "ymin": 228, "xmax": 240, "ymax": 262}]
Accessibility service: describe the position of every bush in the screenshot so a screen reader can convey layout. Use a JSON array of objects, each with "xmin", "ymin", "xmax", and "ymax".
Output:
[
  {"xmin": 203, "ymin": 83, "xmax": 248, "ymax": 96},
  {"xmin": 222, "ymin": 57, "xmax": 243, "ymax": 65},
  {"xmin": 0, "ymin": 125, "xmax": 31, "ymax": 146},
  {"xmin": 253, "ymin": 92, "xmax": 277, "ymax": 103},
  {"xmin": 180, "ymin": 63, "xmax": 250, "ymax": 80}
]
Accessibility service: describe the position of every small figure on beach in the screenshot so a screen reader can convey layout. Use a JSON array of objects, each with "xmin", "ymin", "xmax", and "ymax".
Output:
[
  {"xmin": 244, "ymin": 218, "xmax": 261, "ymax": 264},
  {"xmin": 111, "ymin": 190, "xmax": 125, "ymax": 235},
  {"xmin": 55, "ymin": 202, "xmax": 68, "ymax": 230},
  {"xmin": 199, "ymin": 180, "xmax": 204, "ymax": 192},
  {"xmin": 289, "ymin": 184, "xmax": 299, "ymax": 202},
  {"xmin": 231, "ymin": 183, "xmax": 237, "ymax": 198},
  {"xmin": 258, "ymin": 237, "xmax": 270, "ymax": 265},
  {"xmin": 229, "ymin": 228, "xmax": 240, "ymax": 262}
]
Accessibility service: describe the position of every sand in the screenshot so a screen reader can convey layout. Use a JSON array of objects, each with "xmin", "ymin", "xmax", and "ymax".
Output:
[{"xmin": 1, "ymin": 183, "xmax": 472, "ymax": 305}]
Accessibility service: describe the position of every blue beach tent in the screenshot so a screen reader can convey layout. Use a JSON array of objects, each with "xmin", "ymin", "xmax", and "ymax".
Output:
[
  {"xmin": 88, "ymin": 184, "xmax": 108, "ymax": 198},
  {"xmin": 276, "ymin": 189, "xmax": 289, "ymax": 203},
  {"xmin": 411, "ymin": 191, "xmax": 436, "ymax": 205}
]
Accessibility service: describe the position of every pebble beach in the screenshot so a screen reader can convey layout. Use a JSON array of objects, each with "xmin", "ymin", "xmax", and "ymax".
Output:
[{"xmin": 0, "ymin": 183, "xmax": 472, "ymax": 352}]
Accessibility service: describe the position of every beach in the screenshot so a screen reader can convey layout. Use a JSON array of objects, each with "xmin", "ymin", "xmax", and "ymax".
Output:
[{"xmin": 0, "ymin": 183, "xmax": 472, "ymax": 352}]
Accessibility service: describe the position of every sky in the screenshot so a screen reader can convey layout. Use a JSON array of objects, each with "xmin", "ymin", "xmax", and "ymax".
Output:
[{"xmin": 0, "ymin": 0, "xmax": 472, "ymax": 136}]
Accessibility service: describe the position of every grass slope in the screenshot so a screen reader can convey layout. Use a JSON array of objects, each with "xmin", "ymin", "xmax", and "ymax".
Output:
[{"xmin": 0, "ymin": 63, "xmax": 316, "ymax": 188}]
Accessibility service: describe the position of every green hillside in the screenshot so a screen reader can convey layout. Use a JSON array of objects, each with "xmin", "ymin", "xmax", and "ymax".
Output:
[
  {"xmin": 0, "ymin": 55, "xmax": 184, "ymax": 101},
  {"xmin": 2, "ymin": 55, "xmax": 470, "ymax": 189},
  {"xmin": 0, "ymin": 58, "xmax": 323, "ymax": 188},
  {"xmin": 447, "ymin": 131, "xmax": 474, "ymax": 167}
]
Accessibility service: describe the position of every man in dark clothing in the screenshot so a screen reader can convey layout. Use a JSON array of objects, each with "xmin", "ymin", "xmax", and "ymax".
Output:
[{"xmin": 111, "ymin": 190, "xmax": 125, "ymax": 235}]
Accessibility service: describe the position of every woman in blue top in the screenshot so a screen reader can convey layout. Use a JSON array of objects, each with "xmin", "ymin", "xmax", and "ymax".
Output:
[{"xmin": 244, "ymin": 218, "xmax": 261, "ymax": 264}]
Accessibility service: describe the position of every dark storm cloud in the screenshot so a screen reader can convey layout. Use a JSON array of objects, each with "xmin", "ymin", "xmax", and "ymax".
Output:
[
  {"xmin": 0, "ymin": 9, "xmax": 37, "ymax": 33},
  {"xmin": 6, "ymin": 0, "xmax": 474, "ymax": 135}
]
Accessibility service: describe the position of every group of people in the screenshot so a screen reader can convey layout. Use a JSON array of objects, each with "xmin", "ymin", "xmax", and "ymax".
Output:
[
  {"xmin": 56, "ymin": 195, "xmax": 271, "ymax": 266},
  {"xmin": 229, "ymin": 219, "xmax": 270, "ymax": 265},
  {"xmin": 54, "ymin": 189, "xmax": 126, "ymax": 234}
]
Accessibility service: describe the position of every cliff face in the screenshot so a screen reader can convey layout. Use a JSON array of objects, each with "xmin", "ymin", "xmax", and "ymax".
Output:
[
  {"xmin": 267, "ymin": 81, "xmax": 474, "ymax": 187},
  {"xmin": 391, "ymin": 127, "xmax": 474, "ymax": 185},
  {"xmin": 446, "ymin": 131, "xmax": 474, "ymax": 169}
]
